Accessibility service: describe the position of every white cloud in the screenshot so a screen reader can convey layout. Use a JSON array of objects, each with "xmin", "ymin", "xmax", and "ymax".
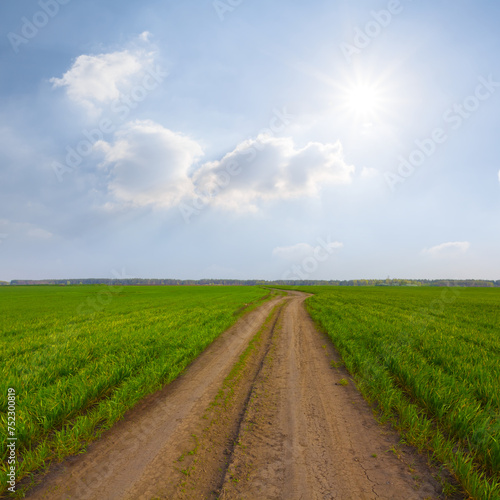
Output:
[
  {"xmin": 422, "ymin": 241, "xmax": 470, "ymax": 257},
  {"xmin": 273, "ymin": 240, "xmax": 343, "ymax": 261},
  {"xmin": 27, "ymin": 228, "xmax": 53, "ymax": 239},
  {"xmin": 192, "ymin": 134, "xmax": 354, "ymax": 211},
  {"xmin": 326, "ymin": 240, "xmax": 343, "ymax": 250},
  {"xmin": 94, "ymin": 126, "xmax": 355, "ymax": 212},
  {"xmin": 360, "ymin": 166, "xmax": 379, "ymax": 179},
  {"xmin": 139, "ymin": 31, "xmax": 152, "ymax": 42},
  {"xmin": 50, "ymin": 48, "xmax": 154, "ymax": 115},
  {"xmin": 0, "ymin": 219, "xmax": 53, "ymax": 240},
  {"xmin": 273, "ymin": 243, "xmax": 316, "ymax": 261},
  {"xmin": 202, "ymin": 264, "xmax": 239, "ymax": 279},
  {"xmin": 96, "ymin": 120, "xmax": 203, "ymax": 208}
]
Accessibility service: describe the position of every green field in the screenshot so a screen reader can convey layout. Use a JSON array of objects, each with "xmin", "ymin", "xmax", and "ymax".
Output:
[
  {"xmin": 2, "ymin": 284, "xmax": 500, "ymax": 498},
  {"xmin": 0, "ymin": 285, "xmax": 270, "ymax": 494},
  {"xmin": 280, "ymin": 286, "xmax": 500, "ymax": 499}
]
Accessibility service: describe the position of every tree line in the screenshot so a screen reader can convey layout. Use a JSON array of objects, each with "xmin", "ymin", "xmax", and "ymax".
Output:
[{"xmin": 4, "ymin": 278, "xmax": 500, "ymax": 287}]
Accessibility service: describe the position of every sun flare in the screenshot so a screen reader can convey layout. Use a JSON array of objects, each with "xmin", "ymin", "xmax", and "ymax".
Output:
[{"xmin": 344, "ymin": 84, "xmax": 381, "ymax": 118}]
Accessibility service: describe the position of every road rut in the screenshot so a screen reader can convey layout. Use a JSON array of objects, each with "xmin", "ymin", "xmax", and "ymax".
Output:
[{"xmin": 26, "ymin": 291, "xmax": 460, "ymax": 499}]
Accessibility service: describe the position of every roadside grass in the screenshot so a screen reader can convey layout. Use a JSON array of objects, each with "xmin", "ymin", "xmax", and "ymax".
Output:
[
  {"xmin": 0, "ymin": 285, "xmax": 271, "ymax": 496},
  {"xmin": 277, "ymin": 285, "xmax": 500, "ymax": 500}
]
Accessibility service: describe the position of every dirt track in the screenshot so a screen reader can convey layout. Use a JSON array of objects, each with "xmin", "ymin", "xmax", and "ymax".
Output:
[{"xmin": 27, "ymin": 291, "xmax": 460, "ymax": 499}]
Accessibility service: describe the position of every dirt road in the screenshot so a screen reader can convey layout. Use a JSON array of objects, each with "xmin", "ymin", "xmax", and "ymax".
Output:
[{"xmin": 27, "ymin": 292, "xmax": 459, "ymax": 499}]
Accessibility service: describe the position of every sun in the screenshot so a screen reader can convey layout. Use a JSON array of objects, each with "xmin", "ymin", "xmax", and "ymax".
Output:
[
  {"xmin": 330, "ymin": 68, "xmax": 400, "ymax": 131},
  {"xmin": 344, "ymin": 84, "xmax": 382, "ymax": 119}
]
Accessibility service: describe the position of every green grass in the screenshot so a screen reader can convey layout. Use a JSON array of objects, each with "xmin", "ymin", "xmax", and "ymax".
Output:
[
  {"xmin": 0, "ymin": 285, "xmax": 270, "ymax": 495},
  {"xmin": 278, "ymin": 285, "xmax": 500, "ymax": 499}
]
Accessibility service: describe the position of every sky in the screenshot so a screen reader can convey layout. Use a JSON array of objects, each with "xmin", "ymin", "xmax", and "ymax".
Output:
[{"xmin": 0, "ymin": 0, "xmax": 499, "ymax": 281}]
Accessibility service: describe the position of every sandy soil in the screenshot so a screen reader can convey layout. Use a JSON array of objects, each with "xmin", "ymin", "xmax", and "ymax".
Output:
[
  {"xmin": 219, "ymin": 293, "xmax": 459, "ymax": 500},
  {"xmin": 25, "ymin": 291, "xmax": 463, "ymax": 500}
]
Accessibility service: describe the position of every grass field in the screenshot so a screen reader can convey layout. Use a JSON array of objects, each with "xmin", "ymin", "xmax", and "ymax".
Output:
[
  {"xmin": 0, "ymin": 285, "xmax": 270, "ymax": 495},
  {"xmin": 279, "ymin": 285, "xmax": 500, "ymax": 499}
]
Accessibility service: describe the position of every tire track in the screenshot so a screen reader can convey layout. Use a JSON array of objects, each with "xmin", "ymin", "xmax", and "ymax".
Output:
[
  {"xmin": 25, "ymin": 294, "xmax": 286, "ymax": 500},
  {"xmin": 220, "ymin": 293, "xmax": 458, "ymax": 500},
  {"xmin": 26, "ymin": 291, "xmax": 463, "ymax": 499}
]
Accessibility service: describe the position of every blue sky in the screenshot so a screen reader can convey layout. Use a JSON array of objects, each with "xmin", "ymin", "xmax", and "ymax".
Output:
[{"xmin": 1, "ymin": 0, "xmax": 499, "ymax": 281}]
